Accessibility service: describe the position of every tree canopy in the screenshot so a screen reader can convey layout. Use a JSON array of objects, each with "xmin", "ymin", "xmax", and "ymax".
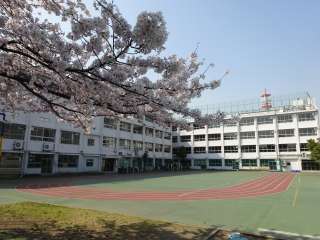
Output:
[
  {"xmin": 0, "ymin": 0, "xmax": 227, "ymax": 130},
  {"xmin": 307, "ymin": 139, "xmax": 320, "ymax": 162}
]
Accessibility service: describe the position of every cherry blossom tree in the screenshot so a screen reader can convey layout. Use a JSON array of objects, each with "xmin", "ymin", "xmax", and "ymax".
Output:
[{"xmin": 0, "ymin": 0, "xmax": 227, "ymax": 130}]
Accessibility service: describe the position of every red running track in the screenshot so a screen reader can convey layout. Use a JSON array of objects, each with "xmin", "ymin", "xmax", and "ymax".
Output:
[{"xmin": 17, "ymin": 173, "xmax": 295, "ymax": 201}]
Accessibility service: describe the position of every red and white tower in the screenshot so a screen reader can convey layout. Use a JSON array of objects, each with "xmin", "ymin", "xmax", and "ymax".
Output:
[{"xmin": 260, "ymin": 89, "xmax": 272, "ymax": 110}]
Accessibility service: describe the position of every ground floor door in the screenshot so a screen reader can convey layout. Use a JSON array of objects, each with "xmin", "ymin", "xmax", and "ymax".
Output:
[
  {"xmin": 103, "ymin": 158, "xmax": 116, "ymax": 172},
  {"xmin": 269, "ymin": 161, "xmax": 278, "ymax": 171},
  {"xmin": 29, "ymin": 154, "xmax": 53, "ymax": 174},
  {"xmin": 302, "ymin": 160, "xmax": 320, "ymax": 170}
]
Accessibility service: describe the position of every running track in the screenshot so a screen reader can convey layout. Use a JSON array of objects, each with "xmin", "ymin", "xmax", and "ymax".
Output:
[{"xmin": 17, "ymin": 173, "xmax": 295, "ymax": 201}]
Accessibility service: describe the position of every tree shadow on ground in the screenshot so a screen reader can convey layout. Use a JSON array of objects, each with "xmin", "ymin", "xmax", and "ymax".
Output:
[{"xmin": 0, "ymin": 219, "xmax": 212, "ymax": 240}]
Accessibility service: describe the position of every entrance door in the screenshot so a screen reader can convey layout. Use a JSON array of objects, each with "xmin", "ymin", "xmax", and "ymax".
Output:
[
  {"xmin": 41, "ymin": 156, "xmax": 53, "ymax": 174},
  {"xmin": 103, "ymin": 158, "xmax": 115, "ymax": 172},
  {"xmin": 269, "ymin": 161, "xmax": 278, "ymax": 171},
  {"xmin": 29, "ymin": 154, "xmax": 53, "ymax": 174}
]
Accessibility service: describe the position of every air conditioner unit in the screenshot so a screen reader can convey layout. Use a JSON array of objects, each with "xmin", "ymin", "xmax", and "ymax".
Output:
[
  {"xmin": 43, "ymin": 142, "xmax": 55, "ymax": 152},
  {"xmin": 13, "ymin": 140, "xmax": 24, "ymax": 150}
]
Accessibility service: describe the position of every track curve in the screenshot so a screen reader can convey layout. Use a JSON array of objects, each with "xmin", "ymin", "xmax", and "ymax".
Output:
[{"xmin": 17, "ymin": 173, "xmax": 294, "ymax": 201}]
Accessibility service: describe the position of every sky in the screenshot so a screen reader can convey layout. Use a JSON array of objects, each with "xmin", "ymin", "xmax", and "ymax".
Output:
[{"xmin": 108, "ymin": 0, "xmax": 320, "ymax": 108}]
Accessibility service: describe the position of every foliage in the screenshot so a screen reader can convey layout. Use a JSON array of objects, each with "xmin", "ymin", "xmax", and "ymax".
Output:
[
  {"xmin": 175, "ymin": 146, "xmax": 187, "ymax": 161},
  {"xmin": 307, "ymin": 139, "xmax": 320, "ymax": 162},
  {"xmin": 0, "ymin": 0, "xmax": 227, "ymax": 130}
]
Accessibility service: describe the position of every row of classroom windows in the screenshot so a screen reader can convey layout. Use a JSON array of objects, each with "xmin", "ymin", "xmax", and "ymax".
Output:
[
  {"xmin": 173, "ymin": 143, "xmax": 309, "ymax": 154},
  {"xmin": 104, "ymin": 118, "xmax": 171, "ymax": 139},
  {"xmin": 192, "ymin": 159, "xmax": 275, "ymax": 167},
  {"xmin": 175, "ymin": 128, "xmax": 317, "ymax": 142},
  {"xmin": 172, "ymin": 112, "xmax": 317, "ymax": 131}
]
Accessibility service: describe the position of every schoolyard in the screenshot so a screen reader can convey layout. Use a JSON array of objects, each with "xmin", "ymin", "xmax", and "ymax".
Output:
[{"xmin": 1, "ymin": 171, "xmax": 320, "ymax": 238}]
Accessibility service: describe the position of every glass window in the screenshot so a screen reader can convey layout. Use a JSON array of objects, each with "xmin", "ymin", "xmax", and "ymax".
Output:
[
  {"xmin": 224, "ymin": 132, "xmax": 237, "ymax": 140},
  {"xmin": 224, "ymin": 146, "xmax": 238, "ymax": 153},
  {"xmin": 240, "ymin": 118, "xmax": 254, "ymax": 126},
  {"xmin": 279, "ymin": 144, "xmax": 296, "ymax": 152},
  {"xmin": 193, "ymin": 159, "xmax": 207, "ymax": 167},
  {"xmin": 133, "ymin": 125, "xmax": 143, "ymax": 134},
  {"xmin": 193, "ymin": 124, "xmax": 205, "ymax": 129},
  {"xmin": 300, "ymin": 143, "xmax": 308, "ymax": 152},
  {"xmin": 145, "ymin": 142, "xmax": 154, "ymax": 152},
  {"xmin": 172, "ymin": 136, "xmax": 178, "ymax": 143},
  {"xmin": 240, "ymin": 131, "xmax": 255, "ymax": 139},
  {"xmin": 241, "ymin": 145, "xmax": 256, "ymax": 153},
  {"xmin": 145, "ymin": 127, "xmax": 154, "ymax": 137},
  {"xmin": 164, "ymin": 145, "xmax": 171, "ymax": 153},
  {"xmin": 277, "ymin": 114, "xmax": 293, "ymax": 123},
  {"xmin": 120, "ymin": 122, "xmax": 131, "ymax": 132},
  {"xmin": 241, "ymin": 159, "xmax": 257, "ymax": 166},
  {"xmin": 58, "ymin": 155, "xmax": 79, "ymax": 168},
  {"xmin": 208, "ymin": 146, "xmax": 221, "ymax": 153},
  {"xmin": 299, "ymin": 128, "xmax": 317, "ymax": 136},
  {"xmin": 209, "ymin": 159, "xmax": 222, "ymax": 166},
  {"xmin": 119, "ymin": 139, "xmax": 131, "ymax": 150},
  {"xmin": 180, "ymin": 135, "xmax": 191, "ymax": 142},
  {"xmin": 102, "ymin": 136, "xmax": 116, "ymax": 148},
  {"xmin": 164, "ymin": 132, "xmax": 171, "ymax": 140},
  {"xmin": 225, "ymin": 159, "xmax": 235, "ymax": 167},
  {"xmin": 224, "ymin": 121, "xmax": 237, "ymax": 127},
  {"xmin": 132, "ymin": 140, "xmax": 143, "ymax": 151},
  {"xmin": 60, "ymin": 131, "xmax": 80, "ymax": 145},
  {"xmin": 172, "ymin": 126, "xmax": 177, "ymax": 131},
  {"xmin": 86, "ymin": 159, "xmax": 94, "ymax": 167},
  {"xmin": 208, "ymin": 134, "xmax": 221, "ymax": 141},
  {"xmin": 155, "ymin": 144, "xmax": 163, "ymax": 152},
  {"xmin": 259, "ymin": 144, "xmax": 275, "ymax": 152},
  {"xmin": 193, "ymin": 147, "xmax": 206, "ymax": 154},
  {"xmin": 30, "ymin": 127, "xmax": 56, "ymax": 142},
  {"xmin": 298, "ymin": 112, "xmax": 315, "ymax": 122},
  {"xmin": 208, "ymin": 123, "xmax": 220, "ymax": 128},
  {"xmin": 278, "ymin": 129, "xmax": 295, "ymax": 137},
  {"xmin": 260, "ymin": 159, "xmax": 272, "ymax": 167},
  {"xmin": 104, "ymin": 118, "xmax": 118, "ymax": 129},
  {"xmin": 257, "ymin": 116, "xmax": 273, "ymax": 125},
  {"xmin": 155, "ymin": 130, "xmax": 163, "ymax": 138},
  {"xmin": 194, "ymin": 134, "xmax": 205, "ymax": 142},
  {"xmin": 3, "ymin": 123, "xmax": 26, "ymax": 140},
  {"xmin": 258, "ymin": 130, "xmax": 274, "ymax": 138},
  {"xmin": 87, "ymin": 138, "xmax": 95, "ymax": 146}
]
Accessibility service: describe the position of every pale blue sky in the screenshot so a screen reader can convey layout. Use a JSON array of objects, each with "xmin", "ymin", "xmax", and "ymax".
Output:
[{"xmin": 111, "ymin": 0, "xmax": 320, "ymax": 107}]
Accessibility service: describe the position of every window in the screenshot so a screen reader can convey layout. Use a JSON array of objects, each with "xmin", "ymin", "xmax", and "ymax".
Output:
[
  {"xmin": 58, "ymin": 155, "xmax": 79, "ymax": 168},
  {"xmin": 208, "ymin": 146, "xmax": 221, "ymax": 153},
  {"xmin": 120, "ymin": 122, "xmax": 131, "ymax": 132},
  {"xmin": 193, "ymin": 147, "xmax": 206, "ymax": 154},
  {"xmin": 0, "ymin": 153, "xmax": 21, "ymax": 168},
  {"xmin": 102, "ymin": 136, "xmax": 116, "ymax": 148},
  {"xmin": 3, "ymin": 123, "xmax": 26, "ymax": 140},
  {"xmin": 240, "ymin": 118, "xmax": 254, "ymax": 126},
  {"xmin": 259, "ymin": 144, "xmax": 275, "ymax": 152},
  {"xmin": 193, "ymin": 124, "xmax": 205, "ymax": 129},
  {"xmin": 224, "ymin": 146, "xmax": 238, "ymax": 153},
  {"xmin": 193, "ymin": 159, "xmax": 207, "ymax": 167},
  {"xmin": 180, "ymin": 135, "xmax": 191, "ymax": 142},
  {"xmin": 185, "ymin": 147, "xmax": 192, "ymax": 154},
  {"xmin": 299, "ymin": 128, "xmax": 317, "ymax": 136},
  {"xmin": 133, "ymin": 125, "xmax": 143, "ymax": 134},
  {"xmin": 224, "ymin": 121, "xmax": 237, "ymax": 127},
  {"xmin": 155, "ymin": 144, "xmax": 163, "ymax": 152},
  {"xmin": 277, "ymin": 114, "xmax": 293, "ymax": 123},
  {"xmin": 208, "ymin": 134, "xmax": 221, "ymax": 141},
  {"xmin": 145, "ymin": 116, "xmax": 153, "ymax": 122},
  {"xmin": 164, "ymin": 145, "xmax": 171, "ymax": 153},
  {"xmin": 300, "ymin": 143, "xmax": 308, "ymax": 152},
  {"xmin": 224, "ymin": 132, "xmax": 237, "ymax": 140},
  {"xmin": 145, "ymin": 127, "xmax": 154, "ymax": 137},
  {"xmin": 60, "ymin": 131, "xmax": 80, "ymax": 145},
  {"xmin": 172, "ymin": 136, "xmax": 178, "ymax": 143},
  {"xmin": 132, "ymin": 141, "xmax": 143, "ymax": 150},
  {"xmin": 240, "ymin": 131, "xmax": 255, "ymax": 139},
  {"xmin": 172, "ymin": 126, "xmax": 177, "ymax": 131},
  {"xmin": 225, "ymin": 159, "xmax": 235, "ymax": 167},
  {"xmin": 209, "ymin": 159, "xmax": 222, "ymax": 166},
  {"xmin": 260, "ymin": 159, "xmax": 272, "ymax": 167},
  {"xmin": 257, "ymin": 116, "xmax": 273, "ymax": 125},
  {"xmin": 208, "ymin": 123, "xmax": 220, "ymax": 128},
  {"xmin": 279, "ymin": 144, "xmax": 296, "ymax": 152},
  {"xmin": 87, "ymin": 138, "xmax": 95, "ymax": 146},
  {"xmin": 241, "ymin": 159, "xmax": 257, "ymax": 167},
  {"xmin": 164, "ymin": 132, "xmax": 171, "ymax": 140},
  {"xmin": 298, "ymin": 112, "xmax": 315, "ymax": 122},
  {"xmin": 173, "ymin": 147, "xmax": 178, "ymax": 154},
  {"xmin": 194, "ymin": 134, "xmax": 205, "ymax": 142},
  {"xmin": 86, "ymin": 159, "xmax": 94, "ymax": 167},
  {"xmin": 278, "ymin": 129, "xmax": 295, "ymax": 137},
  {"xmin": 258, "ymin": 130, "xmax": 274, "ymax": 138},
  {"xmin": 104, "ymin": 118, "xmax": 117, "ymax": 129},
  {"xmin": 119, "ymin": 139, "xmax": 131, "ymax": 150},
  {"xmin": 145, "ymin": 142, "xmax": 154, "ymax": 152},
  {"xmin": 241, "ymin": 145, "xmax": 256, "ymax": 153},
  {"xmin": 155, "ymin": 130, "xmax": 163, "ymax": 138},
  {"xmin": 30, "ymin": 127, "xmax": 56, "ymax": 142}
]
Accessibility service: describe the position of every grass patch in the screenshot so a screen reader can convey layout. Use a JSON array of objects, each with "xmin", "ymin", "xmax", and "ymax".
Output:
[{"xmin": 0, "ymin": 202, "xmax": 211, "ymax": 240}]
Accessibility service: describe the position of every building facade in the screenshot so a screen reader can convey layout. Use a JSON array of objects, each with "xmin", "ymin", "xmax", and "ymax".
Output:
[
  {"xmin": 0, "ymin": 112, "xmax": 172, "ymax": 175},
  {"xmin": 172, "ymin": 94, "xmax": 320, "ymax": 171}
]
